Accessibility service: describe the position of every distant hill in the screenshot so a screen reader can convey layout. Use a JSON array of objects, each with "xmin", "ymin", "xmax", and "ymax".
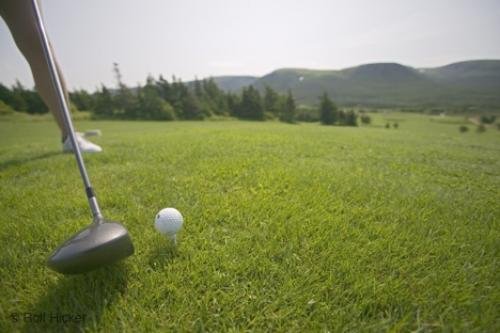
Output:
[
  {"xmin": 420, "ymin": 60, "xmax": 500, "ymax": 91},
  {"xmin": 208, "ymin": 76, "xmax": 257, "ymax": 92},
  {"xmin": 207, "ymin": 60, "xmax": 500, "ymax": 108},
  {"xmin": 420, "ymin": 60, "xmax": 500, "ymax": 79}
]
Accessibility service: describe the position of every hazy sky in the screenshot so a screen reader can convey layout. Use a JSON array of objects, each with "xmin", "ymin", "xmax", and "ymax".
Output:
[{"xmin": 1, "ymin": 0, "xmax": 499, "ymax": 91}]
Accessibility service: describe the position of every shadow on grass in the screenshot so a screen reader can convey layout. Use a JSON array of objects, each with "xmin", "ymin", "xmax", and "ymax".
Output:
[
  {"xmin": 22, "ymin": 263, "xmax": 128, "ymax": 332},
  {"xmin": 0, "ymin": 151, "xmax": 60, "ymax": 172},
  {"xmin": 148, "ymin": 238, "xmax": 179, "ymax": 271}
]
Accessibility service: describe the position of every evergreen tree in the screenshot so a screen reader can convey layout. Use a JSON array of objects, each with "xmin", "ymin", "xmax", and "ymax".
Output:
[
  {"xmin": 169, "ymin": 77, "xmax": 189, "ymax": 118},
  {"xmin": 319, "ymin": 92, "xmax": 337, "ymax": 125},
  {"xmin": 238, "ymin": 86, "xmax": 264, "ymax": 120},
  {"xmin": 138, "ymin": 78, "xmax": 175, "ymax": 120},
  {"xmin": 193, "ymin": 78, "xmax": 203, "ymax": 99},
  {"xmin": 4, "ymin": 81, "xmax": 48, "ymax": 114},
  {"xmin": 196, "ymin": 79, "xmax": 215, "ymax": 116},
  {"xmin": 70, "ymin": 89, "xmax": 94, "ymax": 111},
  {"xmin": 23, "ymin": 90, "xmax": 48, "ymax": 114},
  {"xmin": 338, "ymin": 110, "xmax": 346, "ymax": 125},
  {"xmin": 181, "ymin": 91, "xmax": 204, "ymax": 120},
  {"xmin": 201, "ymin": 78, "xmax": 228, "ymax": 115},
  {"xmin": 113, "ymin": 63, "xmax": 138, "ymax": 118},
  {"xmin": 93, "ymin": 85, "xmax": 114, "ymax": 117},
  {"xmin": 263, "ymin": 85, "xmax": 280, "ymax": 116},
  {"xmin": 226, "ymin": 92, "xmax": 240, "ymax": 117},
  {"xmin": 156, "ymin": 75, "xmax": 172, "ymax": 102},
  {"xmin": 10, "ymin": 81, "xmax": 28, "ymax": 112},
  {"xmin": 345, "ymin": 110, "xmax": 358, "ymax": 126},
  {"xmin": 279, "ymin": 90, "xmax": 296, "ymax": 123},
  {"xmin": 0, "ymin": 83, "xmax": 14, "ymax": 108},
  {"xmin": 202, "ymin": 78, "xmax": 219, "ymax": 100}
]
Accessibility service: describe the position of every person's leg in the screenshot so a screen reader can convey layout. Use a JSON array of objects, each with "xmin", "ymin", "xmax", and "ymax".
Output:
[{"xmin": 0, "ymin": 0, "xmax": 68, "ymax": 138}]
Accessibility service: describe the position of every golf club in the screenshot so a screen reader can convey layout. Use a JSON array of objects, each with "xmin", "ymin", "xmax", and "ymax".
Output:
[{"xmin": 31, "ymin": 0, "xmax": 134, "ymax": 274}]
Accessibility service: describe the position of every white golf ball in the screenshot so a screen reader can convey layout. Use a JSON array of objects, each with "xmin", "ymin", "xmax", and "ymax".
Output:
[{"xmin": 155, "ymin": 208, "xmax": 183, "ymax": 238}]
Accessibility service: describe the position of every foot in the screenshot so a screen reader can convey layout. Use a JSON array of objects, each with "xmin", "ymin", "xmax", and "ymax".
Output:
[{"xmin": 63, "ymin": 132, "xmax": 102, "ymax": 153}]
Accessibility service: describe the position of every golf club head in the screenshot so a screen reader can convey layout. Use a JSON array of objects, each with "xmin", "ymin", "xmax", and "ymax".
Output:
[{"xmin": 47, "ymin": 219, "xmax": 134, "ymax": 274}]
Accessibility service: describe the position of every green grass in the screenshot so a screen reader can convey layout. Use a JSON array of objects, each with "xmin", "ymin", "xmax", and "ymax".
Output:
[{"xmin": 0, "ymin": 114, "xmax": 499, "ymax": 332}]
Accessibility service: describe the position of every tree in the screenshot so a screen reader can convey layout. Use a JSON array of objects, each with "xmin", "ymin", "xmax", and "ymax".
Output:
[
  {"xmin": 169, "ymin": 78, "xmax": 191, "ymax": 118},
  {"xmin": 156, "ymin": 75, "xmax": 172, "ymax": 102},
  {"xmin": 263, "ymin": 85, "xmax": 280, "ymax": 116},
  {"xmin": 345, "ymin": 110, "xmax": 358, "ymax": 126},
  {"xmin": 0, "ymin": 83, "xmax": 14, "ymax": 108},
  {"xmin": 279, "ymin": 90, "xmax": 296, "ymax": 123},
  {"xmin": 193, "ymin": 78, "xmax": 203, "ymax": 98},
  {"xmin": 238, "ymin": 86, "xmax": 264, "ymax": 120},
  {"xmin": 319, "ymin": 93, "xmax": 337, "ymax": 125},
  {"xmin": 138, "ymin": 80, "xmax": 175, "ymax": 120},
  {"xmin": 10, "ymin": 81, "xmax": 28, "ymax": 112},
  {"xmin": 181, "ymin": 91, "xmax": 204, "ymax": 120},
  {"xmin": 4, "ymin": 81, "xmax": 49, "ymax": 114},
  {"xmin": 480, "ymin": 115, "xmax": 496, "ymax": 124},
  {"xmin": 295, "ymin": 106, "xmax": 319, "ymax": 122},
  {"xmin": 338, "ymin": 110, "xmax": 346, "ymax": 125},
  {"xmin": 0, "ymin": 100, "xmax": 15, "ymax": 115},
  {"xmin": 93, "ymin": 85, "xmax": 115, "ymax": 118},
  {"xmin": 226, "ymin": 92, "xmax": 240, "ymax": 117},
  {"xmin": 360, "ymin": 114, "xmax": 371, "ymax": 125},
  {"xmin": 201, "ymin": 78, "xmax": 228, "ymax": 116},
  {"xmin": 112, "ymin": 63, "xmax": 138, "ymax": 118},
  {"xmin": 23, "ymin": 90, "xmax": 48, "ymax": 114},
  {"xmin": 70, "ymin": 89, "xmax": 94, "ymax": 111}
]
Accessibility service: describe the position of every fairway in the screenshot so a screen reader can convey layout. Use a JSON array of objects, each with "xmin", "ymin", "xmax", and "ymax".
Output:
[{"xmin": 0, "ymin": 114, "xmax": 499, "ymax": 332}]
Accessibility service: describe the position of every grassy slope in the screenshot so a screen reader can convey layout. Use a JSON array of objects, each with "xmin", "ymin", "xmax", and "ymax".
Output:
[{"xmin": 0, "ymin": 115, "xmax": 499, "ymax": 332}]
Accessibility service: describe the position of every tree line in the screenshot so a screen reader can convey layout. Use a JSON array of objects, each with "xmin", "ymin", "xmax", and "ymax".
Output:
[{"xmin": 0, "ymin": 64, "xmax": 358, "ymax": 126}]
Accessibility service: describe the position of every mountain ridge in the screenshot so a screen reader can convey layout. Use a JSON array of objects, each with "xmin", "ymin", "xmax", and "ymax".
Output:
[{"xmin": 206, "ymin": 60, "xmax": 500, "ymax": 108}]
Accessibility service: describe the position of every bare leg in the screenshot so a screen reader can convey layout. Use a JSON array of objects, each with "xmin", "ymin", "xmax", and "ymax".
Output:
[{"xmin": 0, "ymin": 0, "xmax": 69, "ymax": 139}]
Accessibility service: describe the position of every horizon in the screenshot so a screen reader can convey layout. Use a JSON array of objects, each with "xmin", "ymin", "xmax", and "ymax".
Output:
[
  {"xmin": 249, "ymin": 58, "xmax": 500, "ymax": 74},
  {"xmin": 195, "ymin": 58, "xmax": 500, "ymax": 77},
  {"xmin": 6, "ymin": 58, "xmax": 500, "ymax": 92},
  {"xmin": 1, "ymin": 0, "xmax": 500, "ymax": 90}
]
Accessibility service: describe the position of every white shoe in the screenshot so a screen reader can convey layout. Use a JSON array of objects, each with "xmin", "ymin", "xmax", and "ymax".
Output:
[{"xmin": 63, "ymin": 132, "xmax": 102, "ymax": 153}]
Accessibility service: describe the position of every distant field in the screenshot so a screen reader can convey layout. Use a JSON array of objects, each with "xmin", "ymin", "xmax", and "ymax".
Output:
[{"xmin": 0, "ymin": 114, "xmax": 499, "ymax": 332}]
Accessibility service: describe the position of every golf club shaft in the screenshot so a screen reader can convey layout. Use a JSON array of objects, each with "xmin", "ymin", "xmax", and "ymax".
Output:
[{"xmin": 31, "ymin": 0, "xmax": 103, "ymax": 221}]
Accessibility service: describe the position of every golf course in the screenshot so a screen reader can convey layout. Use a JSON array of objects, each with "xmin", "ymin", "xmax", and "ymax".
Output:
[{"xmin": 0, "ymin": 113, "xmax": 498, "ymax": 332}]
